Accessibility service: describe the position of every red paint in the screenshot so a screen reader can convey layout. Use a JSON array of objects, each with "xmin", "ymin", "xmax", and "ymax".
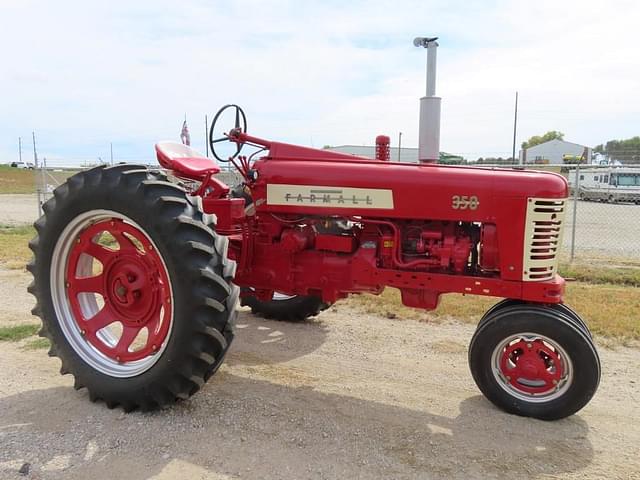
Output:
[
  {"xmin": 155, "ymin": 143, "xmax": 220, "ymax": 180},
  {"xmin": 499, "ymin": 338, "xmax": 564, "ymax": 395},
  {"xmin": 315, "ymin": 234, "xmax": 356, "ymax": 253},
  {"xmin": 375, "ymin": 135, "xmax": 390, "ymax": 161},
  {"xmin": 479, "ymin": 223, "xmax": 500, "ymax": 272},
  {"xmin": 66, "ymin": 219, "xmax": 172, "ymax": 362}
]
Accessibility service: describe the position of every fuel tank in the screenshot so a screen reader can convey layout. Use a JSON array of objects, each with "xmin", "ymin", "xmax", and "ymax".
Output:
[{"xmin": 251, "ymin": 157, "xmax": 568, "ymax": 222}]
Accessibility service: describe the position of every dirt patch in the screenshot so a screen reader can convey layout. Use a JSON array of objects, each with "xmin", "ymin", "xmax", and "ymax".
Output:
[
  {"xmin": 0, "ymin": 194, "xmax": 38, "ymax": 226},
  {"xmin": 431, "ymin": 339, "xmax": 467, "ymax": 354},
  {"xmin": 0, "ymin": 269, "xmax": 34, "ymax": 326}
]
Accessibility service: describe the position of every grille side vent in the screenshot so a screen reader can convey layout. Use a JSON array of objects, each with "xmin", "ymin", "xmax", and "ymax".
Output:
[{"xmin": 522, "ymin": 198, "xmax": 566, "ymax": 281}]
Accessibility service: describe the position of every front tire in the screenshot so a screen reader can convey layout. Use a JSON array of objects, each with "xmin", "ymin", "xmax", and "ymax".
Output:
[
  {"xmin": 28, "ymin": 165, "xmax": 238, "ymax": 411},
  {"xmin": 469, "ymin": 304, "xmax": 600, "ymax": 420},
  {"xmin": 480, "ymin": 299, "xmax": 592, "ymax": 338}
]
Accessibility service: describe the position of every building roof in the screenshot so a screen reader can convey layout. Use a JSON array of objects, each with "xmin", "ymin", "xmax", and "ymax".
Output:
[
  {"xmin": 326, "ymin": 145, "xmax": 463, "ymax": 163},
  {"xmin": 524, "ymin": 138, "xmax": 591, "ymax": 151},
  {"xmin": 326, "ymin": 145, "xmax": 418, "ymax": 162}
]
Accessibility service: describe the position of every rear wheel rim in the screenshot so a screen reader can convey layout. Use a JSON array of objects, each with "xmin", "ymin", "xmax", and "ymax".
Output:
[
  {"xmin": 51, "ymin": 210, "xmax": 173, "ymax": 378},
  {"xmin": 491, "ymin": 332, "xmax": 573, "ymax": 402}
]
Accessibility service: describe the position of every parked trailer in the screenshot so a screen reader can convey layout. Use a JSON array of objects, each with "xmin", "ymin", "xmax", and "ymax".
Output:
[{"xmin": 568, "ymin": 167, "xmax": 640, "ymax": 204}]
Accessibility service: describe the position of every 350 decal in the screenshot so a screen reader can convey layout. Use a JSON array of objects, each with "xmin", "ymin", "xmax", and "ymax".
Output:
[{"xmin": 451, "ymin": 195, "xmax": 480, "ymax": 210}]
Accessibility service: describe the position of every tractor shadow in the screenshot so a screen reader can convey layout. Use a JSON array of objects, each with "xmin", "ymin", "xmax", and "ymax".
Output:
[
  {"xmin": 0, "ymin": 379, "xmax": 594, "ymax": 479},
  {"xmin": 225, "ymin": 307, "xmax": 330, "ymax": 366}
]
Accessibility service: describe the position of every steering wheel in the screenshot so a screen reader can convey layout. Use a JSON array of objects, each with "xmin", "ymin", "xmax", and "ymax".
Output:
[{"xmin": 209, "ymin": 104, "xmax": 247, "ymax": 162}]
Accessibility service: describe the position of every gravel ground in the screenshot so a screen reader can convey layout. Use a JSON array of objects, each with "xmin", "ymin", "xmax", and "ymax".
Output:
[
  {"xmin": 0, "ymin": 194, "xmax": 40, "ymax": 227},
  {"xmin": 1, "ymin": 268, "xmax": 639, "ymax": 480}
]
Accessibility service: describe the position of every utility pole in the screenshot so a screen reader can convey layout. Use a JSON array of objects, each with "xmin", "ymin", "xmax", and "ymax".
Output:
[
  {"xmin": 570, "ymin": 162, "xmax": 580, "ymax": 262},
  {"xmin": 512, "ymin": 91, "xmax": 519, "ymax": 164},
  {"xmin": 398, "ymin": 132, "xmax": 402, "ymax": 161},
  {"xmin": 18, "ymin": 137, "xmax": 22, "ymax": 163},
  {"xmin": 32, "ymin": 132, "xmax": 38, "ymax": 168},
  {"xmin": 32, "ymin": 132, "xmax": 42, "ymax": 216},
  {"xmin": 41, "ymin": 156, "xmax": 48, "ymax": 202},
  {"xmin": 110, "ymin": 142, "xmax": 114, "ymax": 165},
  {"xmin": 205, "ymin": 114, "xmax": 209, "ymax": 157}
]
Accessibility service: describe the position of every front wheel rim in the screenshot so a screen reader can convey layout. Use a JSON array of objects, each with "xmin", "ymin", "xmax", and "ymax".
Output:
[
  {"xmin": 51, "ymin": 210, "xmax": 174, "ymax": 378},
  {"xmin": 490, "ymin": 332, "xmax": 573, "ymax": 403}
]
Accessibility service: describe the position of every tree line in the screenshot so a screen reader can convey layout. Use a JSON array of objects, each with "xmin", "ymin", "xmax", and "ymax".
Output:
[{"xmin": 594, "ymin": 137, "xmax": 640, "ymax": 164}]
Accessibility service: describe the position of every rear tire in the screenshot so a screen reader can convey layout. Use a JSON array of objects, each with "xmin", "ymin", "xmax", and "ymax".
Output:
[
  {"xmin": 469, "ymin": 305, "xmax": 600, "ymax": 420},
  {"xmin": 241, "ymin": 291, "xmax": 329, "ymax": 322},
  {"xmin": 28, "ymin": 165, "xmax": 238, "ymax": 411}
]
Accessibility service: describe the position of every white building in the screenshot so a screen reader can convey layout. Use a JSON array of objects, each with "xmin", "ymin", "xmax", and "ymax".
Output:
[
  {"xmin": 519, "ymin": 139, "xmax": 591, "ymax": 164},
  {"xmin": 325, "ymin": 146, "xmax": 464, "ymax": 164},
  {"xmin": 326, "ymin": 145, "xmax": 419, "ymax": 162}
]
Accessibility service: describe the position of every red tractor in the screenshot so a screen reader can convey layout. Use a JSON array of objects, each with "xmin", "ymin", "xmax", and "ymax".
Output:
[
  {"xmin": 28, "ymin": 34, "xmax": 600, "ymax": 420},
  {"xmin": 28, "ymin": 102, "xmax": 600, "ymax": 420}
]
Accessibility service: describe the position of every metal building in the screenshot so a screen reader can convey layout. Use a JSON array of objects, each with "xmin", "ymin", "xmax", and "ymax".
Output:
[
  {"xmin": 325, "ymin": 146, "xmax": 464, "ymax": 164},
  {"xmin": 519, "ymin": 139, "xmax": 592, "ymax": 164}
]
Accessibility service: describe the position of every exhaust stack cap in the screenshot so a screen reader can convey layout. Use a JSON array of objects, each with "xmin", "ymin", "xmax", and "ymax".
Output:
[{"xmin": 413, "ymin": 37, "xmax": 439, "ymax": 48}]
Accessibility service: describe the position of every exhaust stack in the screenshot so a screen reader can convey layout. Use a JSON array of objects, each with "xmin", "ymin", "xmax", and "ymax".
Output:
[{"xmin": 414, "ymin": 37, "xmax": 441, "ymax": 164}]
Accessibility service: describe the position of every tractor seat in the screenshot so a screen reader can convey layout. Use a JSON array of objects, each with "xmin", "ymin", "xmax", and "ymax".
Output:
[{"xmin": 155, "ymin": 142, "xmax": 220, "ymax": 180}]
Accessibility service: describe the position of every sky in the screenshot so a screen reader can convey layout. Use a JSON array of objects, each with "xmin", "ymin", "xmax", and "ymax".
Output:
[{"xmin": 1, "ymin": 0, "xmax": 639, "ymax": 165}]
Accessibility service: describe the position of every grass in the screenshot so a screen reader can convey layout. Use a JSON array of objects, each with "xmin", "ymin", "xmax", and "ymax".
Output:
[
  {"xmin": 0, "ymin": 324, "xmax": 48, "ymax": 351},
  {"xmin": 0, "ymin": 225, "xmax": 34, "ymax": 269},
  {"xmin": 0, "ymin": 165, "xmax": 77, "ymax": 194},
  {"xmin": 0, "ymin": 323, "xmax": 40, "ymax": 341},
  {"xmin": 22, "ymin": 337, "xmax": 50, "ymax": 350},
  {"xmin": 346, "ymin": 281, "xmax": 640, "ymax": 340},
  {"xmin": 559, "ymin": 263, "xmax": 640, "ymax": 287},
  {"xmin": 0, "ymin": 165, "xmax": 35, "ymax": 194}
]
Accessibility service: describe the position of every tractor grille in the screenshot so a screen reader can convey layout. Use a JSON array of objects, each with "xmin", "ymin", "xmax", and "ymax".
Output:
[{"xmin": 522, "ymin": 198, "xmax": 566, "ymax": 281}]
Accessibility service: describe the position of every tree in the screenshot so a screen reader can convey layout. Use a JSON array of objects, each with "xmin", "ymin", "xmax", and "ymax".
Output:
[
  {"xmin": 473, "ymin": 157, "xmax": 515, "ymax": 165},
  {"xmin": 521, "ymin": 131, "xmax": 564, "ymax": 150},
  {"xmin": 594, "ymin": 136, "xmax": 640, "ymax": 164}
]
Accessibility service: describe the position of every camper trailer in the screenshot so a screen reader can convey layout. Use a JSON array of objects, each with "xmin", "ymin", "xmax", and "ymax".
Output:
[{"xmin": 568, "ymin": 167, "xmax": 640, "ymax": 203}]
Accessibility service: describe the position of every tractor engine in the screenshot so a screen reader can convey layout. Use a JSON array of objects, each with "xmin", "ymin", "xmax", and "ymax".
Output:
[
  {"xmin": 389, "ymin": 221, "xmax": 477, "ymax": 273},
  {"xmin": 274, "ymin": 219, "xmax": 477, "ymax": 274}
]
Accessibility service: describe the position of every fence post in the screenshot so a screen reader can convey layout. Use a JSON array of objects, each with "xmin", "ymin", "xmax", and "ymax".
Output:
[
  {"xmin": 32, "ymin": 131, "xmax": 43, "ymax": 217},
  {"xmin": 570, "ymin": 163, "xmax": 580, "ymax": 262}
]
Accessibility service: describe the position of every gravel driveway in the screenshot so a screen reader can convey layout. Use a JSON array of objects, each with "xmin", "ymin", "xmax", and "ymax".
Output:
[
  {"xmin": 0, "ymin": 268, "xmax": 639, "ymax": 479},
  {"xmin": 0, "ymin": 194, "xmax": 38, "ymax": 226}
]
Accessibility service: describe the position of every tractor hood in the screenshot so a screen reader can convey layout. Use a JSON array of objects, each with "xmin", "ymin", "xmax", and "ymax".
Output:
[{"xmin": 251, "ymin": 157, "xmax": 568, "ymax": 223}]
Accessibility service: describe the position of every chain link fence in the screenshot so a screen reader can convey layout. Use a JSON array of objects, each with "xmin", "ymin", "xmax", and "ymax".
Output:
[
  {"xmin": 29, "ymin": 162, "xmax": 640, "ymax": 266},
  {"xmin": 465, "ymin": 163, "xmax": 640, "ymax": 265},
  {"xmin": 33, "ymin": 161, "xmax": 77, "ymax": 218},
  {"xmin": 563, "ymin": 164, "xmax": 640, "ymax": 264}
]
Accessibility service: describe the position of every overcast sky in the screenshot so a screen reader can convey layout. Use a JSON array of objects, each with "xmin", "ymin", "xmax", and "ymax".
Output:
[{"xmin": 1, "ymin": 0, "xmax": 638, "ymax": 165}]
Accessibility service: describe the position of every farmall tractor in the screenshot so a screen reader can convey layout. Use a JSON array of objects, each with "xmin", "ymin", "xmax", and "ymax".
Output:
[{"xmin": 28, "ymin": 39, "xmax": 599, "ymax": 420}]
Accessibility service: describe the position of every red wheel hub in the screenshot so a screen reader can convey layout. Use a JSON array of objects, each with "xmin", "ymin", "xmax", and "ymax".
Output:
[
  {"xmin": 66, "ymin": 219, "xmax": 172, "ymax": 362},
  {"xmin": 499, "ymin": 338, "xmax": 564, "ymax": 395}
]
